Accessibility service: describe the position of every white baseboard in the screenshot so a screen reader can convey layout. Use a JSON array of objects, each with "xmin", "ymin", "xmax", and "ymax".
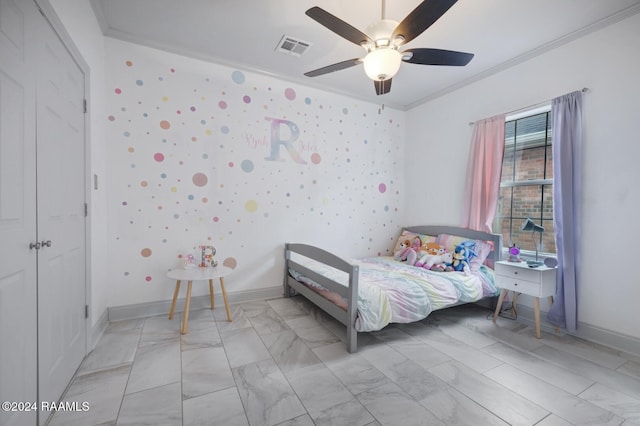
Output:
[
  {"xmin": 107, "ymin": 286, "xmax": 284, "ymax": 322},
  {"xmin": 515, "ymin": 305, "xmax": 640, "ymax": 357},
  {"xmin": 90, "ymin": 308, "xmax": 109, "ymax": 351}
]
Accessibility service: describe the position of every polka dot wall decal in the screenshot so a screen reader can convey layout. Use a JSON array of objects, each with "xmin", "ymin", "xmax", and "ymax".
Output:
[
  {"xmin": 202, "ymin": 197, "xmax": 208, "ymax": 203},
  {"xmin": 136, "ymin": 80, "xmax": 143, "ymax": 86},
  {"xmin": 218, "ymin": 101, "xmax": 227, "ymax": 109},
  {"xmin": 162, "ymin": 96, "xmax": 169, "ymax": 102},
  {"xmin": 115, "ymin": 88, "xmax": 122, "ymax": 94},
  {"xmin": 170, "ymin": 68, "xmax": 175, "ymax": 73},
  {"xmin": 305, "ymin": 97, "xmax": 311, "ymax": 104},
  {"xmin": 154, "ymin": 153, "xmax": 165, "ymax": 162},
  {"xmin": 231, "ymin": 70, "xmax": 245, "ymax": 84},
  {"xmin": 378, "ymin": 183, "xmax": 387, "ymax": 193},
  {"xmin": 221, "ymin": 126, "xmax": 229, "ymax": 134},
  {"xmin": 108, "ymin": 115, "xmax": 115, "ymax": 121},
  {"xmin": 125, "ymin": 60, "xmax": 133, "ymax": 67},
  {"xmin": 213, "ymin": 216, "xmax": 219, "ymax": 222},
  {"xmin": 160, "ymin": 120, "xmax": 171, "ymax": 129},
  {"xmin": 311, "ymin": 153, "xmax": 321, "ymax": 164},
  {"xmin": 123, "ymin": 131, "xmax": 130, "ymax": 137},
  {"xmin": 192, "ymin": 172, "xmax": 208, "ymax": 187},
  {"xmin": 190, "ymin": 106, "xmax": 196, "ymax": 111},
  {"xmin": 128, "ymin": 147, "xmax": 134, "ymax": 152},
  {"xmin": 145, "ymin": 276, "xmax": 152, "ymax": 282},
  {"xmin": 343, "ymin": 107, "xmax": 349, "ymax": 114},
  {"xmin": 245, "ymin": 200, "xmax": 258, "ymax": 212},
  {"xmin": 141, "ymin": 248, "xmax": 152, "ymax": 257},
  {"xmin": 243, "ymin": 95, "xmax": 251, "ymax": 104},
  {"xmin": 140, "ymin": 181, "xmax": 148, "ymax": 187},
  {"xmin": 284, "ymin": 88, "xmax": 296, "ymax": 100},
  {"xmin": 223, "ymin": 257, "xmax": 238, "ymax": 269},
  {"xmin": 241, "ymin": 160, "xmax": 254, "ymax": 172}
]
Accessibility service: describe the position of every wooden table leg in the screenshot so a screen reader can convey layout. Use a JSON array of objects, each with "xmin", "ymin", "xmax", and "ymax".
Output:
[
  {"xmin": 512, "ymin": 292, "xmax": 519, "ymax": 319},
  {"xmin": 548, "ymin": 295, "xmax": 560, "ymax": 333},
  {"xmin": 209, "ymin": 279, "xmax": 215, "ymax": 309},
  {"xmin": 534, "ymin": 297, "xmax": 541, "ymax": 338},
  {"xmin": 182, "ymin": 281, "xmax": 193, "ymax": 334},
  {"xmin": 219, "ymin": 277, "xmax": 232, "ymax": 322},
  {"xmin": 493, "ymin": 289, "xmax": 507, "ymax": 322},
  {"xmin": 169, "ymin": 280, "xmax": 181, "ymax": 320}
]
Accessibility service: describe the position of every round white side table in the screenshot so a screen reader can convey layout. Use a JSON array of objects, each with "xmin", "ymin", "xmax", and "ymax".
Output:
[{"xmin": 167, "ymin": 266, "xmax": 233, "ymax": 334}]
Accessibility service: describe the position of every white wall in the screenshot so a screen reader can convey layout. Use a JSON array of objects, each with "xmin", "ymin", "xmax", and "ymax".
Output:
[
  {"xmin": 47, "ymin": 0, "xmax": 109, "ymax": 328},
  {"xmin": 104, "ymin": 39, "xmax": 405, "ymax": 308},
  {"xmin": 405, "ymin": 13, "xmax": 640, "ymax": 340}
]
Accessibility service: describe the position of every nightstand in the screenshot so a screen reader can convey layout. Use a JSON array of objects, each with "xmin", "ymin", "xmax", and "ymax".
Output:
[{"xmin": 492, "ymin": 260, "xmax": 556, "ymax": 338}]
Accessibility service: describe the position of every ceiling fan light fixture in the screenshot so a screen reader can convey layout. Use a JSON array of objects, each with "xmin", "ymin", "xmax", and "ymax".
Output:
[{"xmin": 363, "ymin": 48, "xmax": 402, "ymax": 81}]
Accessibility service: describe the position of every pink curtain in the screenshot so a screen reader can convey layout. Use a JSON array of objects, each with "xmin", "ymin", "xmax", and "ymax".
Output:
[{"xmin": 462, "ymin": 114, "xmax": 506, "ymax": 232}]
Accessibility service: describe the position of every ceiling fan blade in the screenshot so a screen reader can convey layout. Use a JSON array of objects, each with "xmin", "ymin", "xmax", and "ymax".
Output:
[
  {"xmin": 402, "ymin": 48, "xmax": 473, "ymax": 66},
  {"xmin": 304, "ymin": 58, "xmax": 362, "ymax": 77},
  {"xmin": 306, "ymin": 7, "xmax": 372, "ymax": 46},
  {"xmin": 374, "ymin": 79, "xmax": 392, "ymax": 95},
  {"xmin": 392, "ymin": 0, "xmax": 458, "ymax": 45}
]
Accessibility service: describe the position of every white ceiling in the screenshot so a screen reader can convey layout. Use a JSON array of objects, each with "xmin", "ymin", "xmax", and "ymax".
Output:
[{"xmin": 90, "ymin": 0, "xmax": 640, "ymax": 110}]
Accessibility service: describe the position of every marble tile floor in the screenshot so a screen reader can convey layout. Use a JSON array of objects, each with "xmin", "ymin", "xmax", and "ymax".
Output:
[{"xmin": 47, "ymin": 297, "xmax": 640, "ymax": 426}]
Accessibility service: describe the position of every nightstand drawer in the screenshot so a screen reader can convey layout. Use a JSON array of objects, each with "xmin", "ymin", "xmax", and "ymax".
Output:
[
  {"xmin": 495, "ymin": 278, "xmax": 541, "ymax": 295},
  {"xmin": 495, "ymin": 262, "xmax": 541, "ymax": 282}
]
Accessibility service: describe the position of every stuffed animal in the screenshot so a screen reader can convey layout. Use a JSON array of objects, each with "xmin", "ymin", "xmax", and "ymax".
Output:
[
  {"xmin": 395, "ymin": 237, "xmax": 420, "ymax": 266},
  {"xmin": 451, "ymin": 241, "xmax": 477, "ymax": 275},
  {"xmin": 416, "ymin": 251, "xmax": 452, "ymax": 269},
  {"xmin": 421, "ymin": 241, "xmax": 444, "ymax": 256}
]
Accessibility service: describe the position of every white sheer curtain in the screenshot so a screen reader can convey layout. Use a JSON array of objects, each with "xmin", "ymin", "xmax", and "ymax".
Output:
[
  {"xmin": 462, "ymin": 114, "xmax": 506, "ymax": 232},
  {"xmin": 547, "ymin": 91, "xmax": 583, "ymax": 332}
]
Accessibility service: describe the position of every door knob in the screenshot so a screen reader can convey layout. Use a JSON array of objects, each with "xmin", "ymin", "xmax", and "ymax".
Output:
[
  {"xmin": 30, "ymin": 242, "xmax": 41, "ymax": 250},
  {"xmin": 41, "ymin": 240, "xmax": 52, "ymax": 248}
]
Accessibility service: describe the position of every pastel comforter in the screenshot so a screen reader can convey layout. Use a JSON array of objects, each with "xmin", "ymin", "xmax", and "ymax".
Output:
[{"xmin": 289, "ymin": 256, "xmax": 497, "ymax": 332}]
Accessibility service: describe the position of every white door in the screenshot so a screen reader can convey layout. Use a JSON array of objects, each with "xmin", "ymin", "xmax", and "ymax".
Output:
[
  {"xmin": 0, "ymin": 0, "xmax": 38, "ymax": 425},
  {"xmin": 0, "ymin": 1, "xmax": 87, "ymax": 425},
  {"xmin": 34, "ymin": 5, "xmax": 87, "ymax": 418}
]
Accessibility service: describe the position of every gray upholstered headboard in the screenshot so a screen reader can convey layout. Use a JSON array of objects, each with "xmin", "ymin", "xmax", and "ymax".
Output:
[{"xmin": 404, "ymin": 225, "xmax": 503, "ymax": 265}]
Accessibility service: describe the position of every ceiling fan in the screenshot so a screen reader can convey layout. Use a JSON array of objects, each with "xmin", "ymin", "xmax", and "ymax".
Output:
[{"xmin": 304, "ymin": 0, "xmax": 474, "ymax": 95}]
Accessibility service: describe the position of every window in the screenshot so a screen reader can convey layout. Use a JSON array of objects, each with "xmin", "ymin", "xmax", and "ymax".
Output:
[{"xmin": 494, "ymin": 108, "xmax": 556, "ymax": 255}]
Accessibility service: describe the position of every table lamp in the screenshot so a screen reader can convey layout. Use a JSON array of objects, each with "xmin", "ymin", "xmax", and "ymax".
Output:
[{"xmin": 521, "ymin": 218, "xmax": 544, "ymax": 267}]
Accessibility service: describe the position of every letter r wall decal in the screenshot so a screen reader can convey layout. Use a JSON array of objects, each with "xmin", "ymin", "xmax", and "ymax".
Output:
[{"xmin": 264, "ymin": 117, "xmax": 307, "ymax": 164}]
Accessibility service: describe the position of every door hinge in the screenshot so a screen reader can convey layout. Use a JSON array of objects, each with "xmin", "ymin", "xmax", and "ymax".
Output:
[
  {"xmin": 85, "ymin": 305, "xmax": 89, "ymax": 319},
  {"xmin": 84, "ymin": 203, "xmax": 88, "ymax": 217}
]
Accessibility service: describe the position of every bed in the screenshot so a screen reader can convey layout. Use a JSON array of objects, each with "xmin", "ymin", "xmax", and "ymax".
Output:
[{"xmin": 283, "ymin": 225, "xmax": 503, "ymax": 353}]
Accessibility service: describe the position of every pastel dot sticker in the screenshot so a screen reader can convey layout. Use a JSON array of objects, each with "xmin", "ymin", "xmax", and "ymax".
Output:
[
  {"xmin": 160, "ymin": 120, "xmax": 171, "ymax": 129},
  {"xmin": 192, "ymin": 172, "xmax": 208, "ymax": 187},
  {"xmin": 241, "ymin": 160, "xmax": 254, "ymax": 172},
  {"xmin": 218, "ymin": 101, "xmax": 227, "ymax": 109},
  {"xmin": 284, "ymin": 88, "xmax": 296, "ymax": 100},
  {"xmin": 311, "ymin": 153, "xmax": 321, "ymax": 164},
  {"xmin": 245, "ymin": 200, "xmax": 258, "ymax": 212},
  {"xmin": 378, "ymin": 183, "xmax": 387, "ymax": 193},
  {"xmin": 154, "ymin": 153, "xmax": 165, "ymax": 162},
  {"xmin": 145, "ymin": 276, "xmax": 152, "ymax": 282},
  {"xmin": 125, "ymin": 60, "xmax": 133, "ymax": 67},
  {"xmin": 231, "ymin": 70, "xmax": 245, "ymax": 84},
  {"xmin": 115, "ymin": 88, "xmax": 122, "ymax": 94},
  {"xmin": 141, "ymin": 248, "xmax": 152, "ymax": 257},
  {"xmin": 243, "ymin": 95, "xmax": 251, "ymax": 104},
  {"xmin": 223, "ymin": 257, "xmax": 238, "ymax": 269}
]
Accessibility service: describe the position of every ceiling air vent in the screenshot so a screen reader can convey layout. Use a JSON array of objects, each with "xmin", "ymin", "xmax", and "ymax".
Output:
[{"xmin": 275, "ymin": 35, "xmax": 312, "ymax": 57}]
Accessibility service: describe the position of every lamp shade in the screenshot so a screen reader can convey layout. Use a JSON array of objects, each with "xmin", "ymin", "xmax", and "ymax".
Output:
[
  {"xmin": 363, "ymin": 48, "xmax": 402, "ymax": 81},
  {"xmin": 521, "ymin": 218, "xmax": 544, "ymax": 233}
]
